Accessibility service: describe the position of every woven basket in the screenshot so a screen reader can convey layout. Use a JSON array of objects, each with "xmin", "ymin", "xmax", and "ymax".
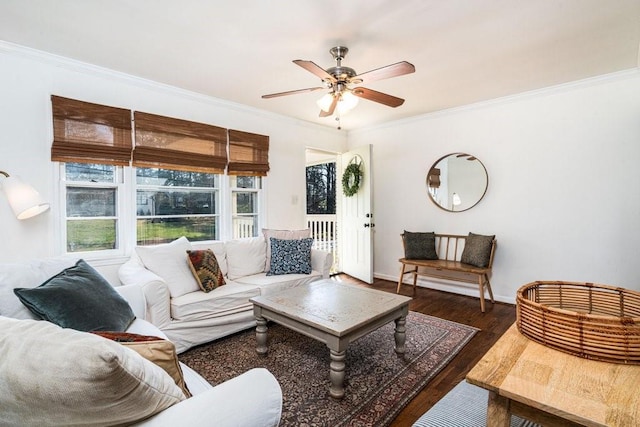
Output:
[{"xmin": 516, "ymin": 281, "xmax": 640, "ymax": 364}]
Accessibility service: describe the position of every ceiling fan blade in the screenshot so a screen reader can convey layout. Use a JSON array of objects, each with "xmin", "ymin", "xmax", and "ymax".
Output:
[
  {"xmin": 352, "ymin": 61, "xmax": 415, "ymax": 84},
  {"xmin": 262, "ymin": 87, "xmax": 324, "ymax": 99},
  {"xmin": 319, "ymin": 95, "xmax": 338, "ymax": 117},
  {"xmin": 352, "ymin": 87, "xmax": 405, "ymax": 108},
  {"xmin": 293, "ymin": 60, "xmax": 336, "ymax": 82}
]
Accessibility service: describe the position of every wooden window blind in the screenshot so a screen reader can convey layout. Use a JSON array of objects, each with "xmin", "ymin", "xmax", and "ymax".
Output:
[
  {"xmin": 227, "ymin": 130, "xmax": 270, "ymax": 176},
  {"xmin": 51, "ymin": 96, "xmax": 132, "ymax": 166},
  {"xmin": 133, "ymin": 112, "xmax": 228, "ymax": 174}
]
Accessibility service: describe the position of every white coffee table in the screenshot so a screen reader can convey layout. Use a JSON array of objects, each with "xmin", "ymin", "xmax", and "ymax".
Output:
[{"xmin": 249, "ymin": 279, "xmax": 412, "ymax": 399}]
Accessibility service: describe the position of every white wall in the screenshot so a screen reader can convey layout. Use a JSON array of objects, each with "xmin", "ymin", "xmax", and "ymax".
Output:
[
  {"xmin": 2, "ymin": 42, "xmax": 639, "ymax": 304},
  {"xmin": 0, "ymin": 43, "xmax": 347, "ymax": 263},
  {"xmin": 348, "ymin": 71, "xmax": 640, "ymax": 302}
]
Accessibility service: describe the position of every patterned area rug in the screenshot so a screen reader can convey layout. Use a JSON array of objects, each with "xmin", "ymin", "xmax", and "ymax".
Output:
[{"xmin": 179, "ymin": 312, "xmax": 478, "ymax": 427}]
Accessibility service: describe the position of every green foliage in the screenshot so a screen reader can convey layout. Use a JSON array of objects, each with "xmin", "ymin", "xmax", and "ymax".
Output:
[{"xmin": 342, "ymin": 162, "xmax": 362, "ymax": 197}]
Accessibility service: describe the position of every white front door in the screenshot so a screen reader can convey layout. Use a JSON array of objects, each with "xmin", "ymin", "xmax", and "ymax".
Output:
[{"xmin": 339, "ymin": 144, "xmax": 373, "ymax": 283}]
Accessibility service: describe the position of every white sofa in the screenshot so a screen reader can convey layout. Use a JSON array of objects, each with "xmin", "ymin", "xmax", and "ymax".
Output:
[
  {"xmin": 119, "ymin": 235, "xmax": 333, "ymax": 353},
  {"xmin": 0, "ymin": 256, "xmax": 283, "ymax": 426}
]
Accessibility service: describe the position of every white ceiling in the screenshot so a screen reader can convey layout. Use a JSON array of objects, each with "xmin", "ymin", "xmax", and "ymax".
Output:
[{"xmin": 1, "ymin": 0, "xmax": 639, "ymax": 131}]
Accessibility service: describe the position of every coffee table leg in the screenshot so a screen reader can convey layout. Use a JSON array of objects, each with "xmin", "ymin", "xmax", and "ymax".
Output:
[
  {"xmin": 394, "ymin": 315, "xmax": 407, "ymax": 354},
  {"xmin": 486, "ymin": 391, "xmax": 510, "ymax": 427},
  {"xmin": 329, "ymin": 349, "xmax": 346, "ymax": 399},
  {"xmin": 255, "ymin": 315, "xmax": 268, "ymax": 355}
]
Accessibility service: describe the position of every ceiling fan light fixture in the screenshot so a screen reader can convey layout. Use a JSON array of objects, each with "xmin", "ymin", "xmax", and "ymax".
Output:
[
  {"xmin": 337, "ymin": 91, "xmax": 359, "ymax": 115},
  {"xmin": 317, "ymin": 93, "xmax": 335, "ymax": 112}
]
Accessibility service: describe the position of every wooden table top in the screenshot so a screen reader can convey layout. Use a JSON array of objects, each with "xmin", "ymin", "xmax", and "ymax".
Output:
[
  {"xmin": 466, "ymin": 324, "xmax": 640, "ymax": 427},
  {"xmin": 250, "ymin": 279, "xmax": 411, "ymax": 336}
]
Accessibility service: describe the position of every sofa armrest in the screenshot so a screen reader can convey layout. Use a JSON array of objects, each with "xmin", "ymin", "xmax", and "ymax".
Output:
[
  {"xmin": 133, "ymin": 368, "xmax": 282, "ymax": 427},
  {"xmin": 114, "ymin": 284, "xmax": 146, "ymax": 320},
  {"xmin": 311, "ymin": 249, "xmax": 332, "ymax": 279},
  {"xmin": 119, "ymin": 259, "xmax": 172, "ymax": 329}
]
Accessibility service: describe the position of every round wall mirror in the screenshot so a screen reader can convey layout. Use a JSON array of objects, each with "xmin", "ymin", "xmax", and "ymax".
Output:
[{"xmin": 426, "ymin": 153, "xmax": 488, "ymax": 212}]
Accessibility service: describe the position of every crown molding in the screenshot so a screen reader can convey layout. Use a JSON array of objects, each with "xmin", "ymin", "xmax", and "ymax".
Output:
[
  {"xmin": 0, "ymin": 40, "xmax": 340, "ymax": 136},
  {"xmin": 350, "ymin": 68, "xmax": 640, "ymax": 136}
]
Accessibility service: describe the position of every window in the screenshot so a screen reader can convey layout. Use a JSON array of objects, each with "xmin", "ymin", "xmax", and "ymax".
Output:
[
  {"xmin": 61, "ymin": 163, "xmax": 262, "ymax": 253},
  {"xmin": 52, "ymin": 96, "xmax": 269, "ymax": 255},
  {"xmin": 63, "ymin": 163, "xmax": 121, "ymax": 253},
  {"xmin": 230, "ymin": 176, "xmax": 261, "ymax": 239},
  {"xmin": 136, "ymin": 168, "xmax": 220, "ymax": 245},
  {"xmin": 306, "ymin": 162, "xmax": 336, "ymax": 215}
]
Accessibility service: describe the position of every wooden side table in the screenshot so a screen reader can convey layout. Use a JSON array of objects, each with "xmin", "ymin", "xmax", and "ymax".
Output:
[{"xmin": 466, "ymin": 324, "xmax": 640, "ymax": 427}]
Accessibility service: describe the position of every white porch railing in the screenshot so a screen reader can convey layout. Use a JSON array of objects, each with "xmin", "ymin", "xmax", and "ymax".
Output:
[
  {"xmin": 233, "ymin": 214, "xmax": 339, "ymax": 274},
  {"xmin": 233, "ymin": 216, "xmax": 256, "ymax": 239},
  {"xmin": 306, "ymin": 214, "xmax": 339, "ymax": 274}
]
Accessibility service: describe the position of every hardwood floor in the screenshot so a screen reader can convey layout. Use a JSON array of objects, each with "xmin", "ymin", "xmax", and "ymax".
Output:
[{"xmin": 333, "ymin": 274, "xmax": 516, "ymax": 427}]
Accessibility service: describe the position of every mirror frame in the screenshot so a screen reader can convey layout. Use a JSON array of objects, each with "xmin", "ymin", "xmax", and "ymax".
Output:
[{"xmin": 426, "ymin": 152, "xmax": 488, "ymax": 213}]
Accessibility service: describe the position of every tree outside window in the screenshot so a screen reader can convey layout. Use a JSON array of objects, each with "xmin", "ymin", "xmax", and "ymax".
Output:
[{"xmin": 306, "ymin": 162, "xmax": 336, "ymax": 215}]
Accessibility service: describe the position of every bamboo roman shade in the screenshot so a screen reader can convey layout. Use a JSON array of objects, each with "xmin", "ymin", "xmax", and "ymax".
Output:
[
  {"xmin": 227, "ymin": 130, "xmax": 270, "ymax": 176},
  {"xmin": 51, "ymin": 96, "xmax": 132, "ymax": 166},
  {"xmin": 133, "ymin": 112, "xmax": 228, "ymax": 174}
]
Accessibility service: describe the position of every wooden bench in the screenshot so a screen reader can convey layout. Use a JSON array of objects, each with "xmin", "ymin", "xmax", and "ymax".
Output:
[{"xmin": 396, "ymin": 233, "xmax": 496, "ymax": 312}]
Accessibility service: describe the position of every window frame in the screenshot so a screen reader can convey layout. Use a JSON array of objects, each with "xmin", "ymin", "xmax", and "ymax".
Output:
[
  {"xmin": 56, "ymin": 163, "xmax": 266, "ymax": 258},
  {"xmin": 134, "ymin": 167, "xmax": 222, "ymax": 245},
  {"xmin": 228, "ymin": 175, "xmax": 263, "ymax": 240}
]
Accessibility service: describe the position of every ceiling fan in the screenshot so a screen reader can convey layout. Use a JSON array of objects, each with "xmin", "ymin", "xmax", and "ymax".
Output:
[{"xmin": 262, "ymin": 46, "xmax": 415, "ymax": 118}]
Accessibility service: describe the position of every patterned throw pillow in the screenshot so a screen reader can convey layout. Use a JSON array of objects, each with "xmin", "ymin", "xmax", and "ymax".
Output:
[
  {"xmin": 460, "ymin": 233, "xmax": 495, "ymax": 268},
  {"xmin": 267, "ymin": 237, "xmax": 313, "ymax": 276},
  {"xmin": 262, "ymin": 228, "xmax": 311, "ymax": 273},
  {"xmin": 92, "ymin": 331, "xmax": 191, "ymax": 398},
  {"xmin": 186, "ymin": 249, "xmax": 226, "ymax": 292},
  {"xmin": 403, "ymin": 231, "xmax": 438, "ymax": 260}
]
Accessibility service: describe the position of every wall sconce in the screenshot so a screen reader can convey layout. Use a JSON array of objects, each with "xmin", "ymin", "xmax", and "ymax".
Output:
[{"xmin": 0, "ymin": 171, "xmax": 50, "ymax": 220}]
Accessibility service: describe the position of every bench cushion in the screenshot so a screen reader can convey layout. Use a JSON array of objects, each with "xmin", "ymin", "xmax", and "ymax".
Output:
[
  {"xmin": 460, "ymin": 233, "xmax": 495, "ymax": 268},
  {"xmin": 403, "ymin": 231, "xmax": 438, "ymax": 260}
]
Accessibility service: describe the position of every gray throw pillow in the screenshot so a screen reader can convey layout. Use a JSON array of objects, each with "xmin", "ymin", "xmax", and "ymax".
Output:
[
  {"xmin": 460, "ymin": 233, "xmax": 495, "ymax": 268},
  {"xmin": 14, "ymin": 259, "xmax": 135, "ymax": 332},
  {"xmin": 403, "ymin": 231, "xmax": 438, "ymax": 260}
]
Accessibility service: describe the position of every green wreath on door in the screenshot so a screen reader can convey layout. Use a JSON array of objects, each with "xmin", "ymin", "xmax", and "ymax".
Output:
[{"xmin": 342, "ymin": 160, "xmax": 362, "ymax": 197}]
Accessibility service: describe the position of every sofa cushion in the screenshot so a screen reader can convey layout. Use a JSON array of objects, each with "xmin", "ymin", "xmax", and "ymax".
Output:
[
  {"xmin": 235, "ymin": 271, "xmax": 322, "ymax": 296},
  {"xmin": 13, "ymin": 259, "xmax": 135, "ymax": 332},
  {"xmin": 0, "ymin": 316, "xmax": 185, "ymax": 426},
  {"xmin": 187, "ymin": 249, "xmax": 226, "ymax": 292},
  {"xmin": 92, "ymin": 331, "xmax": 191, "ymax": 398},
  {"xmin": 262, "ymin": 228, "xmax": 311, "ymax": 272},
  {"xmin": 136, "ymin": 236, "xmax": 200, "ymax": 298},
  {"xmin": 170, "ymin": 282, "xmax": 260, "ymax": 322},
  {"xmin": 461, "ymin": 233, "xmax": 495, "ymax": 268},
  {"xmin": 225, "ymin": 236, "xmax": 266, "ymax": 280},
  {"xmin": 403, "ymin": 231, "xmax": 438, "ymax": 260},
  {"xmin": 267, "ymin": 237, "xmax": 313, "ymax": 275}
]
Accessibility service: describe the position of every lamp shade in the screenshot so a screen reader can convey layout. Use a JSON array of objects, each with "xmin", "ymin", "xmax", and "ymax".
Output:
[
  {"xmin": 316, "ymin": 93, "xmax": 335, "ymax": 112},
  {"xmin": 1, "ymin": 174, "xmax": 50, "ymax": 220}
]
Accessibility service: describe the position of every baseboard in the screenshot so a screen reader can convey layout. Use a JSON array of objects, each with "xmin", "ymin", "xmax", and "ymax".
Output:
[{"xmin": 374, "ymin": 272, "xmax": 516, "ymax": 305}]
